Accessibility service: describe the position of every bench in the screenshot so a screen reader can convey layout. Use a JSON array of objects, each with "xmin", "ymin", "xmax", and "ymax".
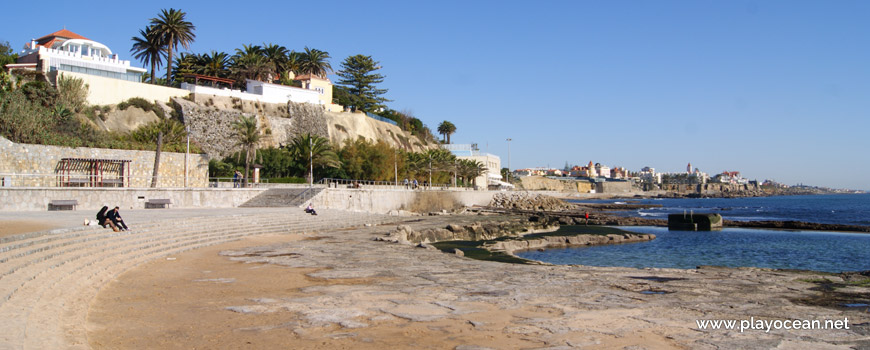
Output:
[
  {"xmin": 48, "ymin": 200, "xmax": 78, "ymax": 211},
  {"xmin": 145, "ymin": 198, "xmax": 172, "ymax": 209}
]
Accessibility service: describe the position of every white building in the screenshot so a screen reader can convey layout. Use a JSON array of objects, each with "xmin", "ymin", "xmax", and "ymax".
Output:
[
  {"xmin": 443, "ymin": 144, "xmax": 509, "ymax": 189},
  {"xmin": 10, "ymin": 29, "xmax": 145, "ymax": 82}
]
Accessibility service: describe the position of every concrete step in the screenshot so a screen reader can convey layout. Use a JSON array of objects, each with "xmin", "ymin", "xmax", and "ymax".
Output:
[
  {"xmin": 0, "ymin": 209, "xmax": 403, "ymax": 349},
  {"xmin": 239, "ymin": 188, "xmax": 324, "ymax": 208}
]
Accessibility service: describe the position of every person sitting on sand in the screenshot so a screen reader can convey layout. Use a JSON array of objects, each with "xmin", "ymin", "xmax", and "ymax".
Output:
[
  {"xmin": 304, "ymin": 204, "xmax": 317, "ymax": 216},
  {"xmin": 96, "ymin": 206, "xmax": 118, "ymax": 232},
  {"xmin": 107, "ymin": 206, "xmax": 129, "ymax": 231}
]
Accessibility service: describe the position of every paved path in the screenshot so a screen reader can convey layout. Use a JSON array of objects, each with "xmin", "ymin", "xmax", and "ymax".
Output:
[{"xmin": 0, "ymin": 208, "xmax": 404, "ymax": 350}]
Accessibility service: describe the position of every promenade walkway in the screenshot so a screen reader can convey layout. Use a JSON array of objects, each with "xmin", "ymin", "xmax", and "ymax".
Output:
[{"xmin": 0, "ymin": 208, "xmax": 404, "ymax": 350}]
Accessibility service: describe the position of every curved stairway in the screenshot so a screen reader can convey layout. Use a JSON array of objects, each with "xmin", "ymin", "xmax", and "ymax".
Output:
[{"xmin": 0, "ymin": 208, "xmax": 402, "ymax": 350}]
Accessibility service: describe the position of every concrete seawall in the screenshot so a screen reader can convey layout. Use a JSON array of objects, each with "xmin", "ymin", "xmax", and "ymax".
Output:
[
  {"xmin": 0, "ymin": 187, "xmax": 500, "ymax": 213},
  {"xmin": 311, "ymin": 188, "xmax": 498, "ymax": 214}
]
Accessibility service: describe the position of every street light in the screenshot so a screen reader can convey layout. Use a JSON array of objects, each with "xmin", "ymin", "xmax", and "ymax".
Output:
[
  {"xmin": 309, "ymin": 135, "xmax": 313, "ymax": 188},
  {"xmin": 184, "ymin": 126, "xmax": 190, "ymax": 188},
  {"xmin": 506, "ymin": 138, "xmax": 512, "ymax": 183}
]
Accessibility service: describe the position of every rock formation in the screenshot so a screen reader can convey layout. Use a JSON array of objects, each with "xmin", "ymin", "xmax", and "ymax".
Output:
[{"xmin": 489, "ymin": 192, "xmax": 574, "ymax": 211}]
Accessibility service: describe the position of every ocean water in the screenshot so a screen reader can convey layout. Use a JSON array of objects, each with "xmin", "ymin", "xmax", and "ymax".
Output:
[
  {"xmin": 518, "ymin": 194, "xmax": 870, "ymax": 272},
  {"xmin": 516, "ymin": 226, "xmax": 870, "ymax": 272},
  {"xmin": 568, "ymin": 193, "xmax": 870, "ymax": 226}
]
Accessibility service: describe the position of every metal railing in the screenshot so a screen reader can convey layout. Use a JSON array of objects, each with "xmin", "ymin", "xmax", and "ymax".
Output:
[
  {"xmin": 0, "ymin": 173, "xmax": 486, "ymax": 191},
  {"xmin": 365, "ymin": 112, "xmax": 399, "ymax": 126},
  {"xmin": 319, "ymin": 178, "xmax": 477, "ymax": 191}
]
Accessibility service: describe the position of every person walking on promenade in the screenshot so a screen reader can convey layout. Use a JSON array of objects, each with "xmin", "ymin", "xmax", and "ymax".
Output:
[
  {"xmin": 403, "ymin": 178, "xmax": 409, "ymax": 189},
  {"xmin": 585, "ymin": 211, "xmax": 589, "ymax": 225},
  {"xmin": 232, "ymin": 171, "xmax": 240, "ymax": 188},
  {"xmin": 107, "ymin": 206, "xmax": 129, "ymax": 231},
  {"xmin": 413, "ymin": 179, "xmax": 418, "ymax": 190}
]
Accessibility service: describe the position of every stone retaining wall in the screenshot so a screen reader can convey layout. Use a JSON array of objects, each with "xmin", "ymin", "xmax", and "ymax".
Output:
[
  {"xmin": 0, "ymin": 188, "xmax": 266, "ymax": 211},
  {"xmin": 0, "ymin": 136, "xmax": 208, "ymax": 188}
]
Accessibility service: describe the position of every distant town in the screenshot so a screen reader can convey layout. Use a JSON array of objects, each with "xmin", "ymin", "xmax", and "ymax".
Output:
[{"xmin": 512, "ymin": 161, "xmax": 865, "ymax": 195}]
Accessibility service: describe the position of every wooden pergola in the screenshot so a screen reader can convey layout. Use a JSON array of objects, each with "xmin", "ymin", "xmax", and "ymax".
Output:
[
  {"xmin": 184, "ymin": 73, "xmax": 235, "ymax": 88},
  {"xmin": 55, "ymin": 158, "xmax": 131, "ymax": 187}
]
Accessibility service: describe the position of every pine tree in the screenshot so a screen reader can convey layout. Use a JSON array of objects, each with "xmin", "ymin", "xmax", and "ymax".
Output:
[{"xmin": 335, "ymin": 54, "xmax": 390, "ymax": 113}]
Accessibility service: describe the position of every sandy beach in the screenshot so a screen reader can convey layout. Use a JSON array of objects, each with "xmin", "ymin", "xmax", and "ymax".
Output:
[
  {"xmin": 1, "ymin": 208, "xmax": 868, "ymax": 349},
  {"xmin": 82, "ymin": 214, "xmax": 868, "ymax": 349}
]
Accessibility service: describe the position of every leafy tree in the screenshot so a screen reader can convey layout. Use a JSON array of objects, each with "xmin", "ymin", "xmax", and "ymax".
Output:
[
  {"xmin": 436, "ymin": 121, "xmax": 457, "ymax": 144},
  {"xmin": 0, "ymin": 41, "xmax": 17, "ymax": 66},
  {"xmin": 297, "ymin": 47, "xmax": 332, "ymax": 78},
  {"xmin": 170, "ymin": 52, "xmax": 199, "ymax": 84},
  {"xmin": 130, "ymin": 26, "xmax": 166, "ymax": 84},
  {"xmin": 150, "ymin": 8, "xmax": 196, "ymax": 86},
  {"xmin": 335, "ymin": 54, "xmax": 390, "ymax": 113},
  {"xmin": 287, "ymin": 133, "xmax": 340, "ymax": 184},
  {"xmin": 232, "ymin": 115, "xmax": 261, "ymax": 186},
  {"xmin": 253, "ymin": 147, "xmax": 297, "ymax": 178},
  {"xmin": 338, "ymin": 137, "xmax": 401, "ymax": 181}
]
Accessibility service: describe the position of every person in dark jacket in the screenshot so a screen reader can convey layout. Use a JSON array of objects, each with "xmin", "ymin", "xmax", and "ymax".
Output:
[
  {"xmin": 96, "ymin": 206, "xmax": 118, "ymax": 231},
  {"xmin": 107, "ymin": 206, "xmax": 129, "ymax": 231}
]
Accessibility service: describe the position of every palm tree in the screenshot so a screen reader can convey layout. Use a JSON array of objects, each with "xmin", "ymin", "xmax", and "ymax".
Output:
[
  {"xmin": 437, "ymin": 121, "xmax": 457, "ymax": 144},
  {"xmin": 262, "ymin": 43, "xmax": 289, "ymax": 81},
  {"xmin": 287, "ymin": 133, "xmax": 340, "ymax": 184},
  {"xmin": 235, "ymin": 44, "xmax": 263, "ymax": 57},
  {"xmin": 130, "ymin": 26, "xmax": 165, "ymax": 84},
  {"xmin": 285, "ymin": 51, "xmax": 302, "ymax": 76},
  {"xmin": 232, "ymin": 53, "xmax": 274, "ymax": 83},
  {"xmin": 232, "ymin": 115, "xmax": 261, "ymax": 187},
  {"xmin": 200, "ymin": 50, "xmax": 230, "ymax": 78},
  {"xmin": 150, "ymin": 8, "xmax": 196, "ymax": 86},
  {"xmin": 457, "ymin": 159, "xmax": 486, "ymax": 188},
  {"xmin": 298, "ymin": 47, "xmax": 332, "ymax": 78},
  {"xmin": 134, "ymin": 119, "xmax": 188, "ymax": 187}
]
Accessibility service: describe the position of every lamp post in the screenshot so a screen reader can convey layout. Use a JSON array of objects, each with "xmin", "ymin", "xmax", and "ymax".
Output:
[
  {"xmin": 506, "ymin": 138, "xmax": 512, "ymax": 183},
  {"xmin": 184, "ymin": 126, "xmax": 190, "ymax": 188},
  {"xmin": 394, "ymin": 148, "xmax": 398, "ymax": 187},
  {"xmin": 309, "ymin": 136, "xmax": 313, "ymax": 188}
]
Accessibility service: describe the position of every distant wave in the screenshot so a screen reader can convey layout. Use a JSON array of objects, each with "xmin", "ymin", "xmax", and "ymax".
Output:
[{"xmin": 638, "ymin": 211, "xmax": 666, "ymax": 217}]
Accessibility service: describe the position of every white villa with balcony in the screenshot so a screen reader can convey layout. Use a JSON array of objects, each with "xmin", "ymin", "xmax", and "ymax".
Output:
[{"xmin": 10, "ymin": 29, "xmax": 145, "ymax": 82}]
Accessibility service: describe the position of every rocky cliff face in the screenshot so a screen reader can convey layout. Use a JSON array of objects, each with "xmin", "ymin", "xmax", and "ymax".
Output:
[
  {"xmin": 89, "ymin": 93, "xmax": 434, "ymax": 159},
  {"xmin": 323, "ymin": 112, "xmax": 434, "ymax": 152}
]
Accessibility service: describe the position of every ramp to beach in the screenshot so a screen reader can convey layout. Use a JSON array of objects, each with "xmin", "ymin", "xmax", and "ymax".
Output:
[
  {"xmin": 239, "ymin": 188, "xmax": 324, "ymax": 208},
  {"xmin": 0, "ymin": 208, "xmax": 400, "ymax": 349}
]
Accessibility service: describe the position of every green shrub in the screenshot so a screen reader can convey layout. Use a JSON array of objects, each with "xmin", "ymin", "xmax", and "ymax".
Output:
[
  {"xmin": 117, "ymin": 97, "xmax": 166, "ymax": 119},
  {"xmin": 56, "ymin": 75, "xmax": 88, "ymax": 113}
]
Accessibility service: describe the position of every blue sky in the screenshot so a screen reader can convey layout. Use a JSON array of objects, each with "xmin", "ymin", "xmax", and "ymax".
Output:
[{"xmin": 2, "ymin": 1, "xmax": 868, "ymax": 190}]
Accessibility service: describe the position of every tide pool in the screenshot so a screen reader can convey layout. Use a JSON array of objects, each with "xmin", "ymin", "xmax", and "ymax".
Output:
[{"xmin": 515, "ymin": 226, "xmax": 870, "ymax": 273}]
